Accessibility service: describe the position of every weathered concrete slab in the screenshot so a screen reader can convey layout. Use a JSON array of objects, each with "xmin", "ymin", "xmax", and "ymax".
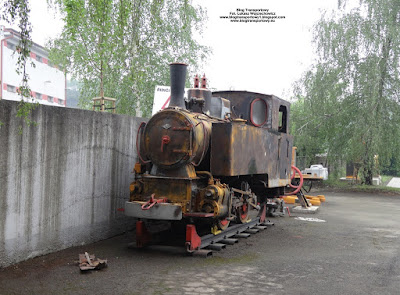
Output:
[
  {"xmin": 0, "ymin": 100, "xmax": 146, "ymax": 267},
  {"xmin": 291, "ymin": 206, "xmax": 320, "ymax": 214}
]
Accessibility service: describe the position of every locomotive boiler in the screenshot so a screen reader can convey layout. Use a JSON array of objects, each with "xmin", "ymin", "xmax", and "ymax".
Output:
[{"xmin": 125, "ymin": 63, "xmax": 294, "ymax": 237}]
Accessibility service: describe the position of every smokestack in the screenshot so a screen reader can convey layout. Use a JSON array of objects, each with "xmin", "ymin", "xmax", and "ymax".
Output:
[{"xmin": 169, "ymin": 62, "xmax": 187, "ymax": 108}]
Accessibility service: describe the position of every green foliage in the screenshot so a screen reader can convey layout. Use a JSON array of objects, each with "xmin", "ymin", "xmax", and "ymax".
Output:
[
  {"xmin": 380, "ymin": 175, "xmax": 393, "ymax": 184},
  {"xmin": 49, "ymin": 0, "xmax": 209, "ymax": 117},
  {"xmin": 291, "ymin": 0, "xmax": 400, "ymax": 184},
  {"xmin": 382, "ymin": 158, "xmax": 400, "ymax": 177}
]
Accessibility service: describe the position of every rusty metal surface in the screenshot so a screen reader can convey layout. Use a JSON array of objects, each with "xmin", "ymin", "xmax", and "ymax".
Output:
[
  {"xmin": 143, "ymin": 109, "xmax": 211, "ymax": 169},
  {"xmin": 187, "ymin": 88, "xmax": 231, "ymax": 119},
  {"xmin": 208, "ymin": 91, "xmax": 292, "ymax": 188},
  {"xmin": 210, "ymin": 121, "xmax": 292, "ymax": 187},
  {"xmin": 131, "ymin": 176, "xmax": 193, "ymax": 212},
  {"xmin": 186, "ymin": 88, "xmax": 212, "ymax": 114},
  {"xmin": 294, "ymin": 174, "xmax": 323, "ymax": 180},
  {"xmin": 212, "ymin": 91, "xmax": 291, "ymax": 130},
  {"xmin": 130, "ymin": 88, "xmax": 294, "ymax": 223}
]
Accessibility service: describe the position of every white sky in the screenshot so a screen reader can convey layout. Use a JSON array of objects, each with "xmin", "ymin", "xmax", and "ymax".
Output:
[
  {"xmin": 194, "ymin": 0, "xmax": 339, "ymax": 98},
  {"xmin": 1, "ymin": 0, "xmax": 341, "ymax": 99}
]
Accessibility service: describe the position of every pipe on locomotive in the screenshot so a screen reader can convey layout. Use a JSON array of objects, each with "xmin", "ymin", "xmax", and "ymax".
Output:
[{"xmin": 169, "ymin": 62, "xmax": 188, "ymax": 108}]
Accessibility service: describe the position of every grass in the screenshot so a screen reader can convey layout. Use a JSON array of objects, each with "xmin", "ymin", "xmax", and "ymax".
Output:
[
  {"xmin": 381, "ymin": 175, "xmax": 393, "ymax": 184},
  {"xmin": 317, "ymin": 177, "xmax": 400, "ymax": 195}
]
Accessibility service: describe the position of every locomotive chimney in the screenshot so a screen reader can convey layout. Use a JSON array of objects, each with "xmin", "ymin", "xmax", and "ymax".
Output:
[{"xmin": 169, "ymin": 62, "xmax": 187, "ymax": 108}]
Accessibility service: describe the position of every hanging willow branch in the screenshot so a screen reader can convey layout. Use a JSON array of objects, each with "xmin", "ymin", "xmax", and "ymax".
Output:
[{"xmin": 1, "ymin": 0, "xmax": 37, "ymax": 127}]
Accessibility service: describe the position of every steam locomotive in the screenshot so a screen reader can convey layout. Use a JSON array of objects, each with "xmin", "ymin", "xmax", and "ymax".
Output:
[{"xmin": 125, "ymin": 63, "xmax": 293, "ymax": 235}]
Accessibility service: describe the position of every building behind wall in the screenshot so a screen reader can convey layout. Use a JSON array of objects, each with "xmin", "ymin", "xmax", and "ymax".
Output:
[{"xmin": 0, "ymin": 27, "xmax": 66, "ymax": 107}]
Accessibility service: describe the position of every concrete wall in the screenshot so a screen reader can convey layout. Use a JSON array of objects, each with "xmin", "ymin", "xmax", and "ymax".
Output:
[{"xmin": 0, "ymin": 100, "xmax": 144, "ymax": 267}]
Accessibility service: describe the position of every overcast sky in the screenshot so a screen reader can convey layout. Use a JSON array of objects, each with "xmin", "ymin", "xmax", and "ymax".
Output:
[
  {"xmin": 194, "ymin": 0, "xmax": 340, "ymax": 98},
  {"xmin": 1, "ymin": 0, "xmax": 341, "ymax": 99}
]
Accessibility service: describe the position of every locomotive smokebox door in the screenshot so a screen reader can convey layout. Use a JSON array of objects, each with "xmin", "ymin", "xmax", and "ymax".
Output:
[{"xmin": 143, "ymin": 109, "xmax": 211, "ymax": 170}]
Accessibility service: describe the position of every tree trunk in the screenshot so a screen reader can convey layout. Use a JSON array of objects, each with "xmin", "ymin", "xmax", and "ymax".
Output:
[{"xmin": 363, "ymin": 167, "xmax": 373, "ymax": 185}]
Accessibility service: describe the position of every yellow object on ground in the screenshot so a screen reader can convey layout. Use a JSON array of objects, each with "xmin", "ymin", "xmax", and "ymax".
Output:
[
  {"xmin": 309, "ymin": 198, "xmax": 321, "ymax": 206},
  {"xmin": 283, "ymin": 196, "xmax": 297, "ymax": 204},
  {"xmin": 305, "ymin": 195, "xmax": 326, "ymax": 202}
]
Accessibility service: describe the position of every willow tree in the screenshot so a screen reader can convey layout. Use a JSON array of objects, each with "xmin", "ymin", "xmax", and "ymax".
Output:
[
  {"xmin": 1, "ymin": 0, "xmax": 36, "ymax": 125},
  {"xmin": 49, "ymin": 0, "xmax": 208, "ymax": 117},
  {"xmin": 292, "ymin": 0, "xmax": 400, "ymax": 184}
]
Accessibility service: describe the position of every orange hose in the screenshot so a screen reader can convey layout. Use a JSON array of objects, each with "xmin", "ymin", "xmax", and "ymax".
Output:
[{"xmin": 288, "ymin": 165, "xmax": 303, "ymax": 195}]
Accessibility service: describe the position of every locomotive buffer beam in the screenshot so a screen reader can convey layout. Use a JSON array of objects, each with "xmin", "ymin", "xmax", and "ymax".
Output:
[{"xmin": 186, "ymin": 217, "xmax": 272, "ymax": 255}]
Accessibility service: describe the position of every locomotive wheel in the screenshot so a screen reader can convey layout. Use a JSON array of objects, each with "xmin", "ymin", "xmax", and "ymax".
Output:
[
  {"xmin": 217, "ymin": 218, "xmax": 230, "ymax": 230},
  {"xmin": 237, "ymin": 202, "xmax": 250, "ymax": 223}
]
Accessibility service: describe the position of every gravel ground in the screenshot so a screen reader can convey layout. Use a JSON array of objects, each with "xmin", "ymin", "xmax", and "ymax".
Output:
[{"xmin": 1, "ymin": 190, "xmax": 400, "ymax": 295}]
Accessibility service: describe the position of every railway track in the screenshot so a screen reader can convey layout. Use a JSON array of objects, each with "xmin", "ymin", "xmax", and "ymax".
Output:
[
  {"xmin": 186, "ymin": 217, "xmax": 274, "ymax": 257},
  {"xmin": 135, "ymin": 216, "xmax": 275, "ymax": 257}
]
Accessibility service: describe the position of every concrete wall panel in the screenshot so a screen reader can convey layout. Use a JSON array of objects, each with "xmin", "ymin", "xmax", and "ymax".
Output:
[{"xmin": 0, "ymin": 100, "xmax": 143, "ymax": 267}]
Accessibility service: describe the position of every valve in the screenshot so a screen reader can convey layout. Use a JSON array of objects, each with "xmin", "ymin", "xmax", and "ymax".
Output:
[{"xmin": 161, "ymin": 135, "xmax": 171, "ymax": 152}]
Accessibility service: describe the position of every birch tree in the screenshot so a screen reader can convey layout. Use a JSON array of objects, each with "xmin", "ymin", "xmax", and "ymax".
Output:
[{"xmin": 49, "ymin": 0, "xmax": 209, "ymax": 117}]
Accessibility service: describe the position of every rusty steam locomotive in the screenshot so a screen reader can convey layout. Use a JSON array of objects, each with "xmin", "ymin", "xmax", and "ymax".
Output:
[{"xmin": 125, "ymin": 63, "xmax": 295, "ymax": 248}]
